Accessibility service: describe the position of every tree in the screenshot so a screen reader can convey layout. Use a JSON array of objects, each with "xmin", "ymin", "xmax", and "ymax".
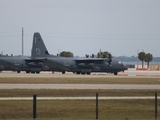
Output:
[
  {"xmin": 145, "ymin": 53, "xmax": 153, "ymax": 68},
  {"xmin": 103, "ymin": 51, "xmax": 112, "ymax": 59},
  {"xmin": 60, "ymin": 51, "xmax": 74, "ymax": 57},
  {"xmin": 97, "ymin": 51, "xmax": 103, "ymax": 58},
  {"xmin": 138, "ymin": 52, "xmax": 146, "ymax": 68},
  {"xmin": 97, "ymin": 51, "xmax": 112, "ymax": 58}
]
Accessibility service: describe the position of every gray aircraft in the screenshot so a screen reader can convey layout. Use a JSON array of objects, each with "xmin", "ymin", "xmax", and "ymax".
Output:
[
  {"xmin": 31, "ymin": 32, "xmax": 127, "ymax": 75},
  {"xmin": 0, "ymin": 37, "xmax": 63, "ymax": 73},
  {"xmin": 0, "ymin": 54, "xmax": 52, "ymax": 73},
  {"xmin": 0, "ymin": 54, "xmax": 18, "ymax": 72}
]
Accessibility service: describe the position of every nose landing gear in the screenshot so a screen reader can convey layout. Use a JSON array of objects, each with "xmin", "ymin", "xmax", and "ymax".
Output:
[{"xmin": 62, "ymin": 71, "xmax": 65, "ymax": 74}]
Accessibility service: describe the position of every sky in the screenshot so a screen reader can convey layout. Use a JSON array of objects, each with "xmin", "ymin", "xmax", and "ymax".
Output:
[{"xmin": 0, "ymin": 0, "xmax": 160, "ymax": 57}]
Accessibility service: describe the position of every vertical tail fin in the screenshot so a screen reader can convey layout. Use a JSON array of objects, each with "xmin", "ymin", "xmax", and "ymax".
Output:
[{"xmin": 31, "ymin": 32, "xmax": 50, "ymax": 58}]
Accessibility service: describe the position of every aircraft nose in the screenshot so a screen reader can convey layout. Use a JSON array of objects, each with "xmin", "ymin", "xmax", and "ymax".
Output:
[{"xmin": 124, "ymin": 65, "xmax": 128, "ymax": 70}]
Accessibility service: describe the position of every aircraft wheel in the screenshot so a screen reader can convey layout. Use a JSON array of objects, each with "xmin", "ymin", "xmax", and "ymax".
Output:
[
  {"xmin": 36, "ymin": 71, "xmax": 40, "ymax": 74},
  {"xmin": 62, "ymin": 71, "xmax": 65, "ymax": 74},
  {"xmin": 114, "ymin": 72, "xmax": 118, "ymax": 75},
  {"xmin": 17, "ymin": 71, "xmax": 21, "ymax": 73},
  {"xmin": 26, "ymin": 71, "xmax": 30, "ymax": 73},
  {"xmin": 76, "ymin": 72, "xmax": 80, "ymax": 74},
  {"xmin": 87, "ymin": 73, "xmax": 91, "ymax": 75}
]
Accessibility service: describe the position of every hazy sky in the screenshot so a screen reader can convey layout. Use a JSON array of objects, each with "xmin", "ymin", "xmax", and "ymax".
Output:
[{"xmin": 0, "ymin": 0, "xmax": 160, "ymax": 57}]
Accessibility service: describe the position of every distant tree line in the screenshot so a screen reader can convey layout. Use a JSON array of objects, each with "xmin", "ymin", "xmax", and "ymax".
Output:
[{"xmin": 114, "ymin": 56, "xmax": 159, "ymax": 63}]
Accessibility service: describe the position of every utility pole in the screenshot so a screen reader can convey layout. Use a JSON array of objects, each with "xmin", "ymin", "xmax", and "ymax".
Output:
[
  {"xmin": 137, "ymin": 49, "xmax": 139, "ymax": 69},
  {"xmin": 22, "ymin": 27, "xmax": 24, "ymax": 57}
]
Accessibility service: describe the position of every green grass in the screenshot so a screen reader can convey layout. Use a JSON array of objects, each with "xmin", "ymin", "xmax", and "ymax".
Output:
[
  {"xmin": 0, "ymin": 89, "xmax": 159, "ymax": 97},
  {"xmin": 0, "ymin": 77, "xmax": 160, "ymax": 84},
  {"xmin": 0, "ymin": 99, "xmax": 159, "ymax": 120}
]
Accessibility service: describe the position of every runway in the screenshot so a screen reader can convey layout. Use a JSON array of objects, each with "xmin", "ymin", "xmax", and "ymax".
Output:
[
  {"xmin": 0, "ymin": 71, "xmax": 160, "ymax": 90},
  {"xmin": 0, "ymin": 84, "xmax": 160, "ymax": 89},
  {"xmin": 0, "ymin": 71, "xmax": 160, "ymax": 101},
  {"xmin": 0, "ymin": 70, "xmax": 160, "ymax": 78}
]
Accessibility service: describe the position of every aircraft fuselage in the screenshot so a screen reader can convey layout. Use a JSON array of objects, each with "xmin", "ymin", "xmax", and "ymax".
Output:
[{"xmin": 45, "ymin": 57, "xmax": 127, "ymax": 75}]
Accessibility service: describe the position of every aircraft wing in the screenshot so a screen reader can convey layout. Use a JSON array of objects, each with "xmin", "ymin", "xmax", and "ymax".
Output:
[
  {"xmin": 24, "ymin": 58, "xmax": 46, "ymax": 66},
  {"xmin": 0, "ymin": 59, "xmax": 20, "ymax": 70},
  {"xmin": 74, "ymin": 59, "xmax": 109, "ymax": 67},
  {"xmin": 74, "ymin": 58, "xmax": 104, "ymax": 62},
  {"xmin": 0, "ymin": 58, "xmax": 46, "ymax": 70},
  {"xmin": 34, "ymin": 58, "xmax": 69, "ymax": 71},
  {"xmin": 74, "ymin": 58, "xmax": 111, "ymax": 63},
  {"xmin": 25, "ymin": 58, "xmax": 44, "ymax": 63}
]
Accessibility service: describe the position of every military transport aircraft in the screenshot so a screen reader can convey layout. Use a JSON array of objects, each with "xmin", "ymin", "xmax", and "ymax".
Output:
[
  {"xmin": 0, "ymin": 41, "xmax": 63, "ymax": 73},
  {"xmin": 0, "ymin": 54, "xmax": 53, "ymax": 73},
  {"xmin": 31, "ymin": 32, "xmax": 127, "ymax": 75},
  {"xmin": 0, "ymin": 52, "xmax": 61, "ymax": 73}
]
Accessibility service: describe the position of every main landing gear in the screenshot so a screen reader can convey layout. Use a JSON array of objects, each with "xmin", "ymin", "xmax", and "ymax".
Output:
[
  {"xmin": 25, "ymin": 71, "xmax": 40, "ymax": 74},
  {"xmin": 76, "ymin": 72, "xmax": 91, "ymax": 75},
  {"xmin": 114, "ymin": 72, "xmax": 118, "ymax": 75}
]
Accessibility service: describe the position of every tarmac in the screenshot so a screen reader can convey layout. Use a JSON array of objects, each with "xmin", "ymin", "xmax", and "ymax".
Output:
[
  {"xmin": 0, "ymin": 70, "xmax": 160, "ymax": 90},
  {"xmin": 0, "ymin": 70, "xmax": 160, "ymax": 100},
  {"xmin": 0, "ymin": 84, "xmax": 160, "ymax": 90},
  {"xmin": 0, "ymin": 70, "xmax": 160, "ymax": 78}
]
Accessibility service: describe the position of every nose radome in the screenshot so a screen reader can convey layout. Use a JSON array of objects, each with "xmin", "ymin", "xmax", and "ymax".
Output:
[{"xmin": 124, "ymin": 65, "xmax": 128, "ymax": 70}]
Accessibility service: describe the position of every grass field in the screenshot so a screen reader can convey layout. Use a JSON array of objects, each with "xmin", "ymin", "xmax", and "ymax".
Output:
[
  {"xmin": 0, "ymin": 99, "xmax": 159, "ymax": 120},
  {"xmin": 0, "ymin": 77, "xmax": 159, "ymax": 120},
  {"xmin": 0, "ymin": 89, "xmax": 160, "ymax": 97},
  {"xmin": 0, "ymin": 77, "xmax": 160, "ymax": 84}
]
